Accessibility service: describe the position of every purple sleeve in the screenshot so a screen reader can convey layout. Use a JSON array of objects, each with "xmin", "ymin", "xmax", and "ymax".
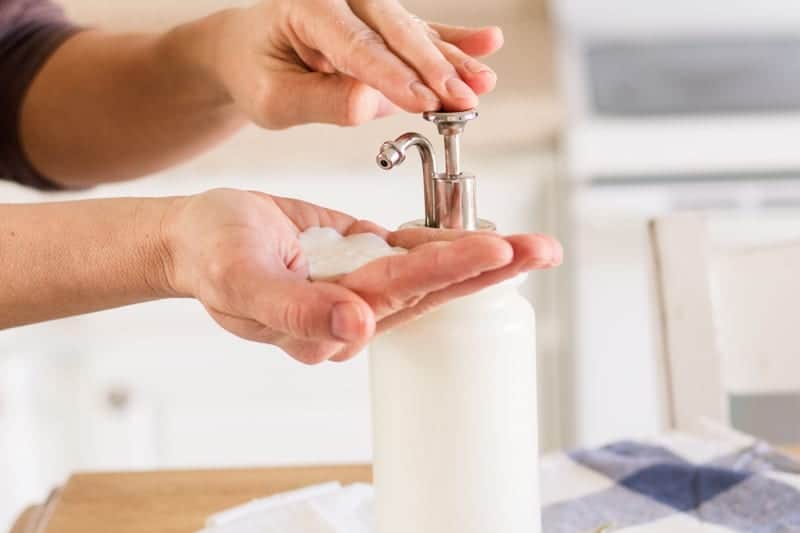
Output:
[{"xmin": 0, "ymin": 0, "xmax": 82, "ymax": 190}]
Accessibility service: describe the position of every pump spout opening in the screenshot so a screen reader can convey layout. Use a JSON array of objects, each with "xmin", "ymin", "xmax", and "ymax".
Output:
[
  {"xmin": 376, "ymin": 142, "xmax": 404, "ymax": 170},
  {"xmin": 375, "ymin": 133, "xmax": 438, "ymax": 227}
]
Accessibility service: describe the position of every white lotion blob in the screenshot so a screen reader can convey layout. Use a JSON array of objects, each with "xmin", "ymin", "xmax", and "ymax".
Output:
[{"xmin": 299, "ymin": 227, "xmax": 407, "ymax": 281}]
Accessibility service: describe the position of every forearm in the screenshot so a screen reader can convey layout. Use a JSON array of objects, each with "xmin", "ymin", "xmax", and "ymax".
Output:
[
  {"xmin": 19, "ymin": 10, "xmax": 245, "ymax": 187},
  {"xmin": 0, "ymin": 197, "xmax": 179, "ymax": 328}
]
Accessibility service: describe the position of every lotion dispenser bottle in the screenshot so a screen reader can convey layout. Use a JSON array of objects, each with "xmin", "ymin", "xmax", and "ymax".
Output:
[{"xmin": 370, "ymin": 110, "xmax": 541, "ymax": 533}]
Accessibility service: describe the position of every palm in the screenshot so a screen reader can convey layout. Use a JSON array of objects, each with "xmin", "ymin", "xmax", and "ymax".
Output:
[{"xmin": 167, "ymin": 189, "xmax": 560, "ymax": 364}]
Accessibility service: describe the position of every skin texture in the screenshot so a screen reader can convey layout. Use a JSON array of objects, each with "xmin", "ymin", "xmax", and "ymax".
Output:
[
  {"xmin": 20, "ymin": 0, "xmax": 503, "ymax": 186},
  {"xmin": 5, "ymin": 1, "xmax": 563, "ymax": 365}
]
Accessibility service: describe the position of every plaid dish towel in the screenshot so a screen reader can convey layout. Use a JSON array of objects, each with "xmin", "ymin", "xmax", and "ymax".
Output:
[
  {"xmin": 541, "ymin": 430, "xmax": 800, "ymax": 532},
  {"xmin": 199, "ymin": 429, "xmax": 800, "ymax": 533}
]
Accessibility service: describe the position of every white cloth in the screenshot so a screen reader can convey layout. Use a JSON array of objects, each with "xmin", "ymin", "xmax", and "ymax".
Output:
[{"xmin": 199, "ymin": 482, "xmax": 374, "ymax": 533}]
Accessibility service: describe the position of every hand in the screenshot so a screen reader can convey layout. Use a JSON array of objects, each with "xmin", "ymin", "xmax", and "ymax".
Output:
[
  {"xmin": 203, "ymin": 0, "xmax": 503, "ymax": 128},
  {"xmin": 163, "ymin": 189, "xmax": 561, "ymax": 364}
]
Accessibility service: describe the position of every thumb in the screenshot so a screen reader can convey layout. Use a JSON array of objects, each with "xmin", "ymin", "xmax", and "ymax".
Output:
[
  {"xmin": 265, "ymin": 72, "xmax": 397, "ymax": 128},
  {"xmin": 248, "ymin": 276, "xmax": 376, "ymax": 343}
]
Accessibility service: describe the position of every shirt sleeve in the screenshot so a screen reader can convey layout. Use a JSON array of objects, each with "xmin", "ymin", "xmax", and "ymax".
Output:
[{"xmin": 0, "ymin": 0, "xmax": 83, "ymax": 190}]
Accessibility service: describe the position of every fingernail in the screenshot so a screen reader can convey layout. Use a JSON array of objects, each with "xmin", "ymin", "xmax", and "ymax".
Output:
[
  {"xmin": 445, "ymin": 77, "xmax": 476, "ymax": 100},
  {"xmin": 464, "ymin": 59, "xmax": 492, "ymax": 75},
  {"xmin": 331, "ymin": 302, "xmax": 365, "ymax": 342},
  {"xmin": 409, "ymin": 81, "xmax": 440, "ymax": 107}
]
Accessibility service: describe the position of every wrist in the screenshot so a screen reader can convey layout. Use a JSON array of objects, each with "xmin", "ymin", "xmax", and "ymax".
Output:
[
  {"xmin": 135, "ymin": 196, "xmax": 188, "ymax": 299},
  {"xmin": 158, "ymin": 9, "xmax": 241, "ymax": 109}
]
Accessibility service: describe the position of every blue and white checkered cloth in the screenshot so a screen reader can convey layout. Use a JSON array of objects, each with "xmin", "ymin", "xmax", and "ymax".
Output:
[
  {"xmin": 199, "ymin": 429, "xmax": 800, "ymax": 533},
  {"xmin": 541, "ymin": 430, "xmax": 800, "ymax": 532}
]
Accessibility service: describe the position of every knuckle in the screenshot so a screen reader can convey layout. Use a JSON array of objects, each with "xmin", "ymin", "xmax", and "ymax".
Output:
[
  {"xmin": 396, "ymin": 15, "xmax": 431, "ymax": 39},
  {"xmin": 339, "ymin": 28, "xmax": 385, "ymax": 72},
  {"xmin": 381, "ymin": 255, "xmax": 403, "ymax": 283},
  {"xmin": 282, "ymin": 301, "xmax": 314, "ymax": 338},
  {"xmin": 374, "ymin": 256, "xmax": 425, "ymax": 310},
  {"xmin": 348, "ymin": 27, "xmax": 386, "ymax": 51},
  {"xmin": 381, "ymin": 291, "xmax": 424, "ymax": 311},
  {"xmin": 410, "ymin": 298, "xmax": 439, "ymax": 317}
]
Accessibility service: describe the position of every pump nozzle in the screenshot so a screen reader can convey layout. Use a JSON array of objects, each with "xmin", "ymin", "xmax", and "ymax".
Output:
[
  {"xmin": 376, "ymin": 134, "xmax": 437, "ymax": 228},
  {"xmin": 376, "ymin": 142, "xmax": 404, "ymax": 170},
  {"xmin": 375, "ymin": 109, "xmax": 494, "ymax": 231}
]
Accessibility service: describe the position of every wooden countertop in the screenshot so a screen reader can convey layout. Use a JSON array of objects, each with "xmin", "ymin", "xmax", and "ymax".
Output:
[
  {"xmin": 15, "ymin": 447, "xmax": 800, "ymax": 533},
  {"xmin": 12, "ymin": 465, "xmax": 371, "ymax": 533}
]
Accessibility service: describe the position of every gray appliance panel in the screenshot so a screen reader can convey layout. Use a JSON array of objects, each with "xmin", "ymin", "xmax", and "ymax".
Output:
[
  {"xmin": 587, "ymin": 37, "xmax": 800, "ymax": 116},
  {"xmin": 730, "ymin": 392, "xmax": 800, "ymax": 445}
]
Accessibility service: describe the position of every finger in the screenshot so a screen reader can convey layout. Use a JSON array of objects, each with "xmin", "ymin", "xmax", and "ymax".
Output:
[
  {"xmin": 387, "ymin": 227, "xmax": 484, "ymax": 248},
  {"xmin": 428, "ymin": 24, "xmax": 505, "ymax": 57},
  {"xmin": 351, "ymin": 1, "xmax": 477, "ymax": 111},
  {"xmin": 241, "ymin": 270, "xmax": 376, "ymax": 343},
  {"xmin": 270, "ymin": 195, "xmax": 362, "ymax": 235},
  {"xmin": 279, "ymin": 337, "xmax": 350, "ymax": 365},
  {"xmin": 260, "ymin": 72, "xmax": 395, "ymax": 128},
  {"xmin": 291, "ymin": 43, "xmax": 338, "ymax": 74},
  {"xmin": 387, "ymin": 225, "xmax": 500, "ymax": 249},
  {"xmin": 301, "ymin": 4, "xmax": 440, "ymax": 112},
  {"xmin": 377, "ymin": 234, "xmax": 559, "ymax": 331},
  {"xmin": 346, "ymin": 219, "xmax": 391, "ymax": 239},
  {"xmin": 377, "ymin": 264, "xmax": 517, "ymax": 332},
  {"xmin": 505, "ymin": 233, "xmax": 561, "ymax": 269},
  {"xmin": 209, "ymin": 303, "xmax": 352, "ymax": 364},
  {"xmin": 338, "ymin": 234, "xmax": 513, "ymax": 319},
  {"xmin": 435, "ymin": 40, "xmax": 497, "ymax": 96},
  {"xmin": 389, "ymin": 229, "xmax": 560, "ymax": 266}
]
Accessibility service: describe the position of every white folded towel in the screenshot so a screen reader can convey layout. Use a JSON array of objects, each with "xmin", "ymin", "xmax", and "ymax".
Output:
[{"xmin": 198, "ymin": 483, "xmax": 374, "ymax": 533}]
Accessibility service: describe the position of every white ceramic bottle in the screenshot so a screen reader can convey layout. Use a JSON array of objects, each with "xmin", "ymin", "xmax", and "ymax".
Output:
[
  {"xmin": 370, "ymin": 276, "xmax": 540, "ymax": 533},
  {"xmin": 369, "ymin": 110, "xmax": 541, "ymax": 533}
]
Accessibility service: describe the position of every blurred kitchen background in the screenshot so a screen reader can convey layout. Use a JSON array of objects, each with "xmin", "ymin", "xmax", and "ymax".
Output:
[{"xmin": 4, "ymin": 0, "xmax": 800, "ymax": 528}]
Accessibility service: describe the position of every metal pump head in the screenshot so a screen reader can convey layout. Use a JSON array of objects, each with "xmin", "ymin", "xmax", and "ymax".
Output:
[{"xmin": 376, "ymin": 109, "xmax": 494, "ymax": 231}]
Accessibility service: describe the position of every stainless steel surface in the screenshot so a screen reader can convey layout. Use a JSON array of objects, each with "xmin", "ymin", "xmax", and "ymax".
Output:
[
  {"xmin": 377, "ymin": 109, "xmax": 492, "ymax": 230},
  {"xmin": 423, "ymin": 110, "xmax": 479, "ymax": 177},
  {"xmin": 443, "ymin": 135, "xmax": 461, "ymax": 176},
  {"xmin": 399, "ymin": 218, "xmax": 495, "ymax": 230},
  {"xmin": 423, "ymin": 109, "xmax": 480, "ymax": 130},
  {"xmin": 377, "ymin": 134, "xmax": 437, "ymax": 227},
  {"xmin": 434, "ymin": 173, "xmax": 477, "ymax": 230}
]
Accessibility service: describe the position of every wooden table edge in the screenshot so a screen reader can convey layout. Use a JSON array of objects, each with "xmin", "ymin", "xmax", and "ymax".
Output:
[
  {"xmin": 15, "ymin": 464, "xmax": 371, "ymax": 533},
  {"xmin": 9, "ymin": 488, "xmax": 61, "ymax": 533}
]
